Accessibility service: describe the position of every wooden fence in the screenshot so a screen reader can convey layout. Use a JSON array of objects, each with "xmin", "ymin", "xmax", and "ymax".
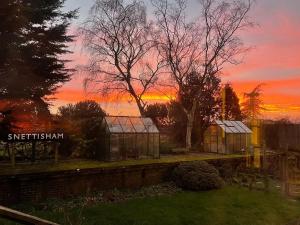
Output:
[
  {"xmin": 263, "ymin": 124, "xmax": 300, "ymax": 151},
  {"xmin": 0, "ymin": 205, "xmax": 58, "ymax": 225}
]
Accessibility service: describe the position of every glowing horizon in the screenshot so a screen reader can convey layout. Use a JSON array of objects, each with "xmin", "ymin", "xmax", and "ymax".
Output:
[{"xmin": 52, "ymin": 0, "xmax": 300, "ymax": 122}]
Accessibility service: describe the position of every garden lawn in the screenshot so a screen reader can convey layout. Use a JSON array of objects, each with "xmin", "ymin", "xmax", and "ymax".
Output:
[{"xmin": 3, "ymin": 185, "xmax": 300, "ymax": 225}]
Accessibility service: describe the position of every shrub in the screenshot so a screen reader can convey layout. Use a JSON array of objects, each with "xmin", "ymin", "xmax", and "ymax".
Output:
[
  {"xmin": 211, "ymin": 160, "xmax": 237, "ymax": 182},
  {"xmin": 172, "ymin": 161, "xmax": 224, "ymax": 191},
  {"xmin": 159, "ymin": 141, "xmax": 177, "ymax": 154},
  {"xmin": 57, "ymin": 100, "xmax": 106, "ymax": 159}
]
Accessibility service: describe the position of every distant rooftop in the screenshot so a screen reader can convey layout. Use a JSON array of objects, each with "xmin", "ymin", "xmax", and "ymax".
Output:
[{"xmin": 214, "ymin": 120, "xmax": 252, "ymax": 134}]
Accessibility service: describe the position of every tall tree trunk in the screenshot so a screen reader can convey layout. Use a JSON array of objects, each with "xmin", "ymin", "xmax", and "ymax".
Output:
[
  {"xmin": 186, "ymin": 113, "xmax": 193, "ymax": 150},
  {"xmin": 128, "ymin": 83, "xmax": 145, "ymax": 117},
  {"xmin": 185, "ymin": 100, "xmax": 197, "ymax": 150},
  {"xmin": 135, "ymin": 98, "xmax": 145, "ymax": 117}
]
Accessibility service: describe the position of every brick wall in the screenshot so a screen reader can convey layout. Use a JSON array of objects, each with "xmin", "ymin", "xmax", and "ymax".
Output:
[{"xmin": 0, "ymin": 158, "xmax": 244, "ymax": 205}]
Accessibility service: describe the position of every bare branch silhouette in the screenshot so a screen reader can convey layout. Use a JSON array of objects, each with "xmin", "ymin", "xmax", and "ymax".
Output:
[
  {"xmin": 79, "ymin": 0, "xmax": 165, "ymax": 116},
  {"xmin": 152, "ymin": 0, "xmax": 254, "ymax": 149}
]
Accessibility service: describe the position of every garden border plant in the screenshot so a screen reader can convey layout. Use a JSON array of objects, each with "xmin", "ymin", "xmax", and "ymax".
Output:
[{"xmin": 172, "ymin": 161, "xmax": 225, "ymax": 191}]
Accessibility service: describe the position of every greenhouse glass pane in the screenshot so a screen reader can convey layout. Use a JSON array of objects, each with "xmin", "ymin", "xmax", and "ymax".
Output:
[
  {"xmin": 110, "ymin": 134, "xmax": 120, "ymax": 153},
  {"xmin": 118, "ymin": 117, "xmax": 136, "ymax": 133},
  {"xmin": 236, "ymin": 121, "xmax": 252, "ymax": 133},
  {"xmin": 142, "ymin": 118, "xmax": 159, "ymax": 133},
  {"xmin": 224, "ymin": 120, "xmax": 233, "ymax": 126},
  {"xmin": 232, "ymin": 121, "xmax": 245, "ymax": 133},
  {"xmin": 137, "ymin": 133, "xmax": 148, "ymax": 155},
  {"xmin": 226, "ymin": 121, "xmax": 240, "ymax": 133},
  {"xmin": 223, "ymin": 124, "xmax": 234, "ymax": 133},
  {"xmin": 215, "ymin": 120, "xmax": 251, "ymax": 134},
  {"xmin": 153, "ymin": 134, "xmax": 159, "ymax": 158},
  {"xmin": 105, "ymin": 117, "xmax": 123, "ymax": 133},
  {"xmin": 130, "ymin": 117, "xmax": 147, "ymax": 133}
]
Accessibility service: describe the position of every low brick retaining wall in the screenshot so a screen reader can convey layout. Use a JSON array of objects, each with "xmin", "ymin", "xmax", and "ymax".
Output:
[{"xmin": 0, "ymin": 157, "xmax": 245, "ymax": 205}]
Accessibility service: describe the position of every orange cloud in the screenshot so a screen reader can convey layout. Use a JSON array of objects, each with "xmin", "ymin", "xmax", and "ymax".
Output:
[
  {"xmin": 230, "ymin": 78, "xmax": 300, "ymax": 121},
  {"xmin": 51, "ymin": 7, "xmax": 300, "ymax": 121},
  {"xmin": 52, "ymin": 88, "xmax": 175, "ymax": 103}
]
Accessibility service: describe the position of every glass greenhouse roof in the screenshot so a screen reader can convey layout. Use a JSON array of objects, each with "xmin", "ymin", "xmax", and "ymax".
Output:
[
  {"xmin": 215, "ymin": 120, "xmax": 252, "ymax": 134},
  {"xmin": 104, "ymin": 116, "xmax": 159, "ymax": 134}
]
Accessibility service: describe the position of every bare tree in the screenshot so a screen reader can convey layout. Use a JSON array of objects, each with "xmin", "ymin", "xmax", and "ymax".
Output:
[
  {"xmin": 79, "ymin": 0, "xmax": 164, "ymax": 116},
  {"xmin": 241, "ymin": 83, "xmax": 265, "ymax": 120},
  {"xmin": 152, "ymin": 0, "xmax": 254, "ymax": 149}
]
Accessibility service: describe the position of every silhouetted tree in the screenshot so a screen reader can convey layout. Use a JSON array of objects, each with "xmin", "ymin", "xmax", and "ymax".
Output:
[
  {"xmin": 168, "ymin": 101, "xmax": 187, "ymax": 145},
  {"xmin": 0, "ymin": 0, "xmax": 77, "ymax": 114},
  {"xmin": 152, "ymin": 0, "xmax": 254, "ymax": 149},
  {"xmin": 221, "ymin": 83, "xmax": 243, "ymax": 120},
  {"xmin": 241, "ymin": 84, "xmax": 265, "ymax": 120},
  {"xmin": 57, "ymin": 100, "xmax": 106, "ymax": 158},
  {"xmin": 172, "ymin": 71, "xmax": 221, "ymax": 147},
  {"xmin": 0, "ymin": 110, "xmax": 15, "ymax": 140},
  {"xmin": 144, "ymin": 103, "xmax": 169, "ymax": 128},
  {"xmin": 80, "ymin": 0, "xmax": 164, "ymax": 116},
  {"xmin": 148, "ymin": 81, "xmax": 221, "ymax": 149},
  {"xmin": 144, "ymin": 72, "xmax": 221, "ymax": 149}
]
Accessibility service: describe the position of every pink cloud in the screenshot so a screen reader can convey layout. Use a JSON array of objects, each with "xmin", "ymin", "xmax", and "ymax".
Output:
[{"xmin": 52, "ymin": 4, "xmax": 300, "ymax": 120}]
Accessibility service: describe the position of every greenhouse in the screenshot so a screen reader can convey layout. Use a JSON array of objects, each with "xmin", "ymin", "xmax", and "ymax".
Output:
[
  {"xmin": 100, "ymin": 116, "xmax": 160, "ymax": 161},
  {"xmin": 204, "ymin": 120, "xmax": 252, "ymax": 154}
]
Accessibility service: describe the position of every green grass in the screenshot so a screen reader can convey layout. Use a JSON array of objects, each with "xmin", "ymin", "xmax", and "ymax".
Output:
[
  {"xmin": 0, "ymin": 153, "xmax": 243, "ymax": 175},
  {"xmin": 2, "ymin": 186, "xmax": 300, "ymax": 225}
]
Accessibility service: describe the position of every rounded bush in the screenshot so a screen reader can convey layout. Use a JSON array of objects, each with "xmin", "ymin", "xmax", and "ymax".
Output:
[{"xmin": 172, "ymin": 161, "xmax": 224, "ymax": 191}]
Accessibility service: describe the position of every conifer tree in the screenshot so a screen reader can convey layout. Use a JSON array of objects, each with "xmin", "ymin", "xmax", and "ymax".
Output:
[
  {"xmin": 0, "ymin": 0, "xmax": 77, "ymax": 112},
  {"xmin": 222, "ymin": 83, "xmax": 243, "ymax": 121}
]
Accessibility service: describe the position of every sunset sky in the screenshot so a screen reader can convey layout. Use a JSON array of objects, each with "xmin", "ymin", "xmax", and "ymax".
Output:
[{"xmin": 53, "ymin": 0, "xmax": 300, "ymax": 121}]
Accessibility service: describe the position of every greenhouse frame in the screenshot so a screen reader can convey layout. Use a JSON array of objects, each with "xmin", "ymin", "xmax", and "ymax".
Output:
[
  {"xmin": 204, "ymin": 120, "xmax": 252, "ymax": 154},
  {"xmin": 100, "ymin": 116, "xmax": 160, "ymax": 161}
]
